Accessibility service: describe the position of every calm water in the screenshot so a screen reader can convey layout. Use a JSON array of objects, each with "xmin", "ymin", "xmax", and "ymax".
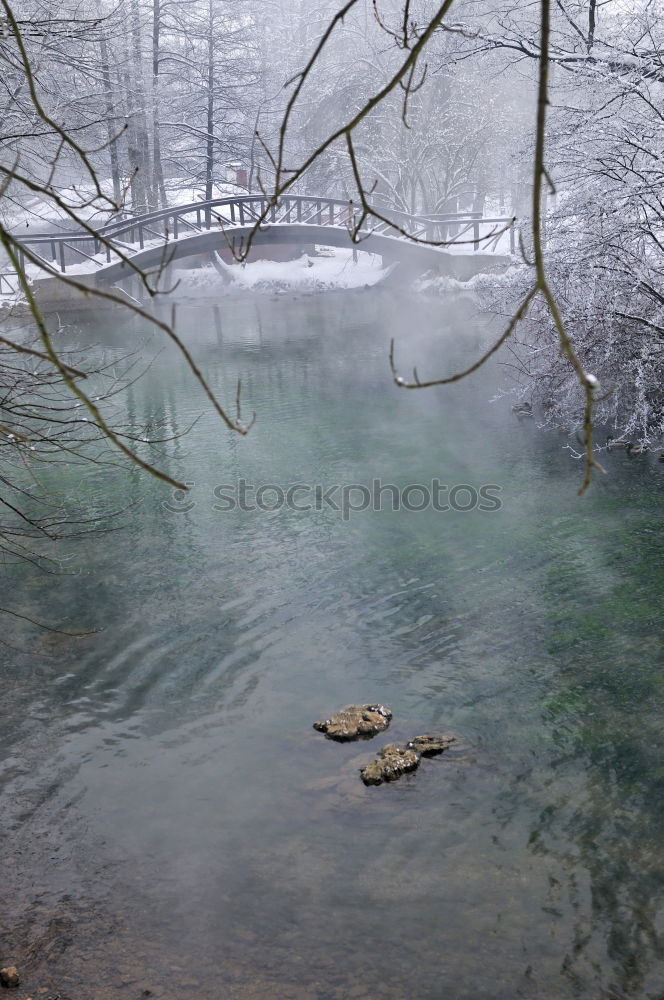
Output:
[{"xmin": 1, "ymin": 287, "xmax": 663, "ymax": 1000}]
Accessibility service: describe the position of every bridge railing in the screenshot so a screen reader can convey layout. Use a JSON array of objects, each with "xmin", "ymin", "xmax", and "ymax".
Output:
[
  {"xmin": 0, "ymin": 272, "xmax": 19, "ymax": 294},
  {"xmin": 8, "ymin": 195, "xmax": 516, "ymax": 277}
]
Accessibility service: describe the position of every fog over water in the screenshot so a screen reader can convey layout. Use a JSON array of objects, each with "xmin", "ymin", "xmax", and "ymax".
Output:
[
  {"xmin": 0, "ymin": 0, "xmax": 663, "ymax": 994},
  {"xmin": 1, "ymin": 287, "xmax": 663, "ymax": 999}
]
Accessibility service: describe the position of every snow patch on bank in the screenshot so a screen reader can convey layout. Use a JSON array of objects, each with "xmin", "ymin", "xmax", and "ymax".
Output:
[
  {"xmin": 171, "ymin": 248, "xmax": 388, "ymax": 294},
  {"xmin": 414, "ymin": 265, "xmax": 520, "ymax": 297}
]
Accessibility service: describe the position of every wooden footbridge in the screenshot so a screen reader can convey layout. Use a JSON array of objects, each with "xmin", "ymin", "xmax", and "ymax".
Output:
[{"xmin": 5, "ymin": 194, "xmax": 514, "ymax": 292}]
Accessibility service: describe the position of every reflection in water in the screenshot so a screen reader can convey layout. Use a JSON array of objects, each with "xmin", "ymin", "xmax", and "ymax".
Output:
[{"xmin": 1, "ymin": 288, "xmax": 663, "ymax": 999}]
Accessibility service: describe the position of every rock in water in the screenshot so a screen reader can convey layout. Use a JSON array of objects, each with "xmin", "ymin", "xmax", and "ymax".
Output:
[
  {"xmin": 360, "ymin": 744, "xmax": 421, "ymax": 785},
  {"xmin": 0, "ymin": 966, "xmax": 19, "ymax": 988},
  {"xmin": 313, "ymin": 704, "xmax": 392, "ymax": 742},
  {"xmin": 408, "ymin": 733, "xmax": 456, "ymax": 756}
]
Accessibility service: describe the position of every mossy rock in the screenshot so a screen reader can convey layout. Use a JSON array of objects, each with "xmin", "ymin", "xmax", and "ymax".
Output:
[{"xmin": 313, "ymin": 704, "xmax": 392, "ymax": 742}]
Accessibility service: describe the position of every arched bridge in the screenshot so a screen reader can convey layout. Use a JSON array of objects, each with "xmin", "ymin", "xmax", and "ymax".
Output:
[{"xmin": 8, "ymin": 194, "xmax": 515, "ymax": 292}]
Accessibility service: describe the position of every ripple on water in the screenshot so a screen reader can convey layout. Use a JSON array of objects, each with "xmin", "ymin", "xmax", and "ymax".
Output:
[{"xmin": 1, "ymin": 291, "xmax": 663, "ymax": 999}]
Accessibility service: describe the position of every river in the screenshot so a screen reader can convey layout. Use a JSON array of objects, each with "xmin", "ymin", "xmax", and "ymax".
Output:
[{"xmin": 1, "ymin": 285, "xmax": 663, "ymax": 999}]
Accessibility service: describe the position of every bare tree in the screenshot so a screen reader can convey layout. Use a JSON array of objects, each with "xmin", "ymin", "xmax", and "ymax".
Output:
[
  {"xmin": 452, "ymin": 0, "xmax": 663, "ymax": 449},
  {"xmin": 0, "ymin": 0, "xmax": 259, "ymax": 631},
  {"xmin": 234, "ymin": 0, "xmax": 614, "ymax": 492}
]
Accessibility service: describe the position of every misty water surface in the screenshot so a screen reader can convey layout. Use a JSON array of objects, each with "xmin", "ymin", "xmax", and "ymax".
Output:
[{"xmin": 1, "ymin": 287, "xmax": 663, "ymax": 1000}]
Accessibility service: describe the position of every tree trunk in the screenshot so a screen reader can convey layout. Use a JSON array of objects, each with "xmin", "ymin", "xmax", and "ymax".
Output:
[
  {"xmin": 130, "ymin": 0, "xmax": 154, "ymax": 209},
  {"xmin": 152, "ymin": 0, "xmax": 167, "ymax": 207},
  {"xmin": 587, "ymin": 0, "xmax": 596, "ymax": 51},
  {"xmin": 100, "ymin": 35, "xmax": 122, "ymax": 206},
  {"xmin": 204, "ymin": 0, "xmax": 215, "ymax": 202},
  {"xmin": 124, "ymin": 69, "xmax": 148, "ymax": 213}
]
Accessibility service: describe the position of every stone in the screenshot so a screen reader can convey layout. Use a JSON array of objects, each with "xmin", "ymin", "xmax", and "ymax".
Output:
[
  {"xmin": 408, "ymin": 733, "xmax": 456, "ymax": 756},
  {"xmin": 360, "ymin": 743, "xmax": 421, "ymax": 785},
  {"xmin": 512, "ymin": 401, "xmax": 533, "ymax": 419},
  {"xmin": 313, "ymin": 704, "xmax": 391, "ymax": 742},
  {"xmin": 0, "ymin": 966, "xmax": 20, "ymax": 988}
]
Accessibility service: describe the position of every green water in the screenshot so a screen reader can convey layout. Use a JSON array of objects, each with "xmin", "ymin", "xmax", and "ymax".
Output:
[{"xmin": 1, "ymin": 288, "xmax": 663, "ymax": 1000}]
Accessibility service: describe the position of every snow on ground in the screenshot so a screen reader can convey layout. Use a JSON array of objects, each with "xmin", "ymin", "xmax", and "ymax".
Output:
[
  {"xmin": 2, "ymin": 180, "xmax": 246, "ymax": 234},
  {"xmin": 414, "ymin": 266, "xmax": 517, "ymax": 296},
  {"xmin": 0, "ymin": 243, "xmax": 389, "ymax": 310},
  {"xmin": 171, "ymin": 248, "xmax": 390, "ymax": 295}
]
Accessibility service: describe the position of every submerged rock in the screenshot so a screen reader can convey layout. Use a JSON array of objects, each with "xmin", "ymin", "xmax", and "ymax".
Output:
[
  {"xmin": 512, "ymin": 401, "xmax": 533, "ymax": 419},
  {"xmin": 313, "ymin": 704, "xmax": 392, "ymax": 742},
  {"xmin": 0, "ymin": 966, "xmax": 19, "ymax": 988},
  {"xmin": 408, "ymin": 733, "xmax": 456, "ymax": 757},
  {"xmin": 360, "ymin": 743, "xmax": 421, "ymax": 785}
]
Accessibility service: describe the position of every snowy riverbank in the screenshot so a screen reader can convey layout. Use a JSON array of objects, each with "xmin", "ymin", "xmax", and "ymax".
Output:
[{"xmin": 170, "ymin": 248, "xmax": 391, "ymax": 295}]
